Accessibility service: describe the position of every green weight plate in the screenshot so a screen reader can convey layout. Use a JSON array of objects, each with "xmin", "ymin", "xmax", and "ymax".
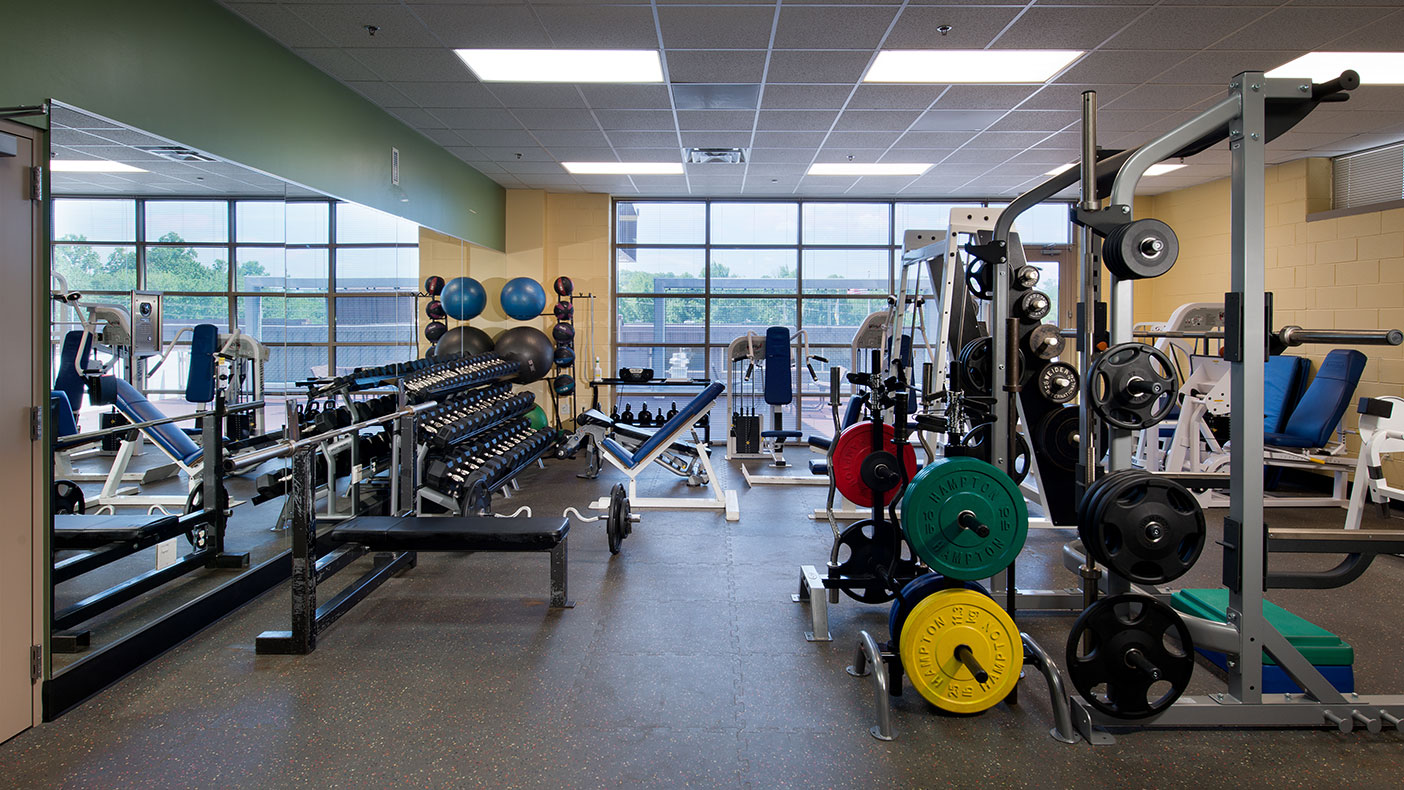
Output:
[
  {"xmin": 901, "ymin": 457, "xmax": 1029, "ymax": 581},
  {"xmin": 526, "ymin": 404, "xmax": 549, "ymax": 431}
]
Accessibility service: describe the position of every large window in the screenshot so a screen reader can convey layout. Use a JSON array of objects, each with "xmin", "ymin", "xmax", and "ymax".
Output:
[
  {"xmin": 52, "ymin": 197, "xmax": 418, "ymax": 393},
  {"xmin": 613, "ymin": 199, "xmax": 1071, "ymax": 434}
]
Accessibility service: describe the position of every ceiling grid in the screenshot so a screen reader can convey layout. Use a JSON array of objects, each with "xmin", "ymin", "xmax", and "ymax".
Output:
[{"xmin": 199, "ymin": 0, "xmax": 1404, "ymax": 198}]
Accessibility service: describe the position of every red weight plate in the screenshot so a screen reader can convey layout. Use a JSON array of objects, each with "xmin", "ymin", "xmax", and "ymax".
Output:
[{"xmin": 831, "ymin": 421, "xmax": 919, "ymax": 507}]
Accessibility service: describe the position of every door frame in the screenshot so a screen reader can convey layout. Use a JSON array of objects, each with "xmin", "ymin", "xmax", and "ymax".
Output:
[{"xmin": 0, "ymin": 115, "xmax": 47, "ymax": 733}]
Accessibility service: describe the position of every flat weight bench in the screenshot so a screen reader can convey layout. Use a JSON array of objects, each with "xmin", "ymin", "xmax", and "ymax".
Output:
[
  {"xmin": 53, "ymin": 512, "xmax": 182, "ymax": 551},
  {"xmin": 258, "ymin": 514, "xmax": 573, "ymax": 655}
]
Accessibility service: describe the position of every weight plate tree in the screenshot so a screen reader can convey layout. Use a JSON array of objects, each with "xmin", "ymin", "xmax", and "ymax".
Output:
[
  {"xmin": 900, "ymin": 457, "xmax": 1029, "ymax": 581},
  {"xmin": 831, "ymin": 421, "xmax": 919, "ymax": 507},
  {"xmin": 1087, "ymin": 342, "xmax": 1179, "ymax": 430},
  {"xmin": 1078, "ymin": 470, "xmax": 1206, "ymax": 584},
  {"xmin": 899, "ymin": 585, "xmax": 1024, "ymax": 714},
  {"xmin": 1065, "ymin": 593, "xmax": 1195, "ymax": 719}
]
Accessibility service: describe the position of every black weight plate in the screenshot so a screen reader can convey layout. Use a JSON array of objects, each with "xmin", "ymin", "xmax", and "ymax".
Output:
[
  {"xmin": 1016, "ymin": 290, "xmax": 1053, "ymax": 322},
  {"xmin": 607, "ymin": 483, "xmax": 626, "ymax": 554},
  {"xmin": 1027, "ymin": 324, "xmax": 1065, "ymax": 361},
  {"xmin": 1088, "ymin": 472, "xmax": 1206, "ymax": 584},
  {"xmin": 1036, "ymin": 362, "xmax": 1079, "ymax": 404},
  {"xmin": 1035, "ymin": 406, "xmax": 1080, "ymax": 472},
  {"xmin": 1078, "ymin": 470, "xmax": 1140, "ymax": 562},
  {"xmin": 966, "ymin": 260, "xmax": 994, "ymax": 300},
  {"xmin": 53, "ymin": 480, "xmax": 85, "ymax": 515},
  {"xmin": 1015, "ymin": 265, "xmax": 1040, "ymax": 290},
  {"xmin": 959, "ymin": 336, "xmax": 1031, "ymax": 394},
  {"xmin": 1104, "ymin": 218, "xmax": 1179, "ymax": 280},
  {"xmin": 959, "ymin": 337, "xmax": 993, "ymax": 395},
  {"xmin": 1087, "ymin": 343, "xmax": 1178, "ymax": 430},
  {"xmin": 1066, "ymin": 593, "xmax": 1195, "ymax": 719},
  {"xmin": 958, "ymin": 422, "xmax": 1030, "ymax": 485},
  {"xmin": 831, "ymin": 519, "xmax": 909, "ymax": 604}
]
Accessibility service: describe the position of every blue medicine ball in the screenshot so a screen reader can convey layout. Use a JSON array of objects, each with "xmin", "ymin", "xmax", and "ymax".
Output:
[
  {"xmin": 500, "ymin": 277, "xmax": 548, "ymax": 321},
  {"xmin": 441, "ymin": 277, "xmax": 486, "ymax": 321}
]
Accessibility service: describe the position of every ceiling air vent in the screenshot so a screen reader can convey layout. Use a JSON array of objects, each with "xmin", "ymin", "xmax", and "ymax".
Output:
[
  {"xmin": 135, "ymin": 145, "xmax": 218, "ymax": 163},
  {"xmin": 686, "ymin": 148, "xmax": 748, "ymax": 165}
]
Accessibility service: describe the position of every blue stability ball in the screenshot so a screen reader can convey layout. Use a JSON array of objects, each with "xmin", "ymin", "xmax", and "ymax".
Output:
[
  {"xmin": 500, "ymin": 277, "xmax": 548, "ymax": 321},
  {"xmin": 442, "ymin": 276, "xmax": 487, "ymax": 321}
]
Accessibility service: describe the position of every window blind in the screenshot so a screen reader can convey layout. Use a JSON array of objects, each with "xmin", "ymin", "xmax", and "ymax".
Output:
[{"xmin": 1333, "ymin": 142, "xmax": 1404, "ymax": 210}]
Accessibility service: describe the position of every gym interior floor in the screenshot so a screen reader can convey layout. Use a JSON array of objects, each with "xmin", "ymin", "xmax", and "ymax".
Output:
[{"xmin": 6, "ymin": 451, "xmax": 1404, "ymax": 787}]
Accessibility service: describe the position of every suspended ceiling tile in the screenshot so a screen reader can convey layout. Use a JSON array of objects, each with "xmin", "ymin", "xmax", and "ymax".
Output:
[
  {"xmin": 657, "ymin": 6, "xmax": 777, "ymax": 49},
  {"xmin": 773, "ymin": 5, "xmax": 900, "ymax": 50},
  {"xmin": 885, "ymin": 6, "xmax": 1021, "ymax": 50},
  {"xmin": 405, "ymin": 3, "xmax": 549, "ymax": 48},
  {"xmin": 665, "ymin": 50, "xmax": 770, "ymax": 84},
  {"xmin": 534, "ymin": 4, "xmax": 661, "ymax": 48},
  {"xmin": 288, "ymin": 3, "xmax": 438, "ymax": 48},
  {"xmin": 389, "ymin": 80, "xmax": 502, "ymax": 108}
]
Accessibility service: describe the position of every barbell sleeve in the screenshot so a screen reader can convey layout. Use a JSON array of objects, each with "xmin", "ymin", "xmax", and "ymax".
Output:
[
  {"xmin": 954, "ymin": 644, "xmax": 990, "ymax": 684},
  {"xmin": 1276, "ymin": 326, "xmax": 1403, "ymax": 347},
  {"xmin": 957, "ymin": 510, "xmax": 991, "ymax": 538},
  {"xmin": 1124, "ymin": 648, "xmax": 1162, "ymax": 681}
]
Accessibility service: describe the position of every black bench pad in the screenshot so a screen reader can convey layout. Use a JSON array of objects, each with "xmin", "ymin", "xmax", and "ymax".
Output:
[
  {"xmin": 53, "ymin": 513, "xmax": 181, "ymax": 549},
  {"xmin": 328, "ymin": 515, "xmax": 569, "ymax": 552}
]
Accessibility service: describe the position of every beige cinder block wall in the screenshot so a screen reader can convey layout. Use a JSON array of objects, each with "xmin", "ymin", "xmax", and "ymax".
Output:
[
  {"xmin": 418, "ymin": 189, "xmax": 613, "ymax": 415},
  {"xmin": 1132, "ymin": 157, "xmax": 1404, "ymax": 473}
]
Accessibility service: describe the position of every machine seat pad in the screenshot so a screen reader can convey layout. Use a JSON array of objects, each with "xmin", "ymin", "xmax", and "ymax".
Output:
[
  {"xmin": 53, "ymin": 513, "xmax": 181, "ymax": 549},
  {"xmin": 1264, "ymin": 432, "xmax": 1324, "ymax": 449},
  {"xmin": 329, "ymin": 515, "xmax": 569, "ymax": 552},
  {"xmin": 761, "ymin": 430, "xmax": 803, "ymax": 439}
]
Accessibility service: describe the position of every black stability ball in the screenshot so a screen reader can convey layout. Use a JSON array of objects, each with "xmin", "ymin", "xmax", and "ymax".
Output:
[
  {"xmin": 432, "ymin": 325, "xmax": 494, "ymax": 358},
  {"xmin": 494, "ymin": 326, "xmax": 555, "ymax": 383}
]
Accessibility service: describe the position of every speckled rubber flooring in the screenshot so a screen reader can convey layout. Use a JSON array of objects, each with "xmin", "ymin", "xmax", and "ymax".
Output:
[{"xmin": 5, "ymin": 454, "xmax": 1404, "ymax": 788}]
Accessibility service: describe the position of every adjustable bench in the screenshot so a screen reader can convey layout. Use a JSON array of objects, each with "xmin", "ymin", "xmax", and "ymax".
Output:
[
  {"xmin": 568, "ymin": 408, "xmax": 710, "ymax": 484},
  {"xmin": 589, "ymin": 381, "xmax": 739, "ymax": 521},
  {"xmin": 258, "ymin": 514, "xmax": 573, "ymax": 655}
]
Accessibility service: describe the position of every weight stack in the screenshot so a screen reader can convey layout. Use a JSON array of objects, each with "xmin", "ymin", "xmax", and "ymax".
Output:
[
  {"xmin": 733, "ymin": 414, "xmax": 760, "ymax": 454},
  {"xmin": 100, "ymin": 411, "xmax": 129, "ymax": 452}
]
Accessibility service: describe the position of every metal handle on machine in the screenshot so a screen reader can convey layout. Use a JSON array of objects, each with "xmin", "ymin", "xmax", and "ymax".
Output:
[
  {"xmin": 1276, "ymin": 326, "xmax": 1403, "ymax": 347},
  {"xmin": 1314, "ymin": 70, "xmax": 1360, "ymax": 100}
]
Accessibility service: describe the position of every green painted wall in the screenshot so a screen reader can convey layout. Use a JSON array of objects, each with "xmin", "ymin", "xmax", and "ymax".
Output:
[{"xmin": 0, "ymin": 0, "xmax": 504, "ymax": 249}]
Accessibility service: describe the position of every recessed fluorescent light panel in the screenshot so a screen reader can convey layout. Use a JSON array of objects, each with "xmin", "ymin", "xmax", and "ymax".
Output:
[
  {"xmin": 562, "ymin": 162, "xmax": 683, "ymax": 175},
  {"xmin": 807, "ymin": 163, "xmax": 932, "ymax": 176},
  {"xmin": 1145, "ymin": 163, "xmax": 1186, "ymax": 176},
  {"xmin": 455, "ymin": 49, "xmax": 663, "ymax": 83},
  {"xmin": 1267, "ymin": 52, "xmax": 1404, "ymax": 85},
  {"xmin": 50, "ymin": 160, "xmax": 147, "ymax": 173},
  {"xmin": 864, "ymin": 50, "xmax": 1083, "ymax": 84}
]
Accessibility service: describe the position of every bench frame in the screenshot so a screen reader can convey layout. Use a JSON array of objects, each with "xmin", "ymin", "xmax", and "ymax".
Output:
[{"xmin": 256, "ymin": 445, "xmax": 571, "ymax": 656}]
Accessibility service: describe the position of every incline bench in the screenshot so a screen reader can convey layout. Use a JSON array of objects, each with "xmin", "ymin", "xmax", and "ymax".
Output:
[{"xmin": 257, "ymin": 514, "xmax": 572, "ymax": 655}]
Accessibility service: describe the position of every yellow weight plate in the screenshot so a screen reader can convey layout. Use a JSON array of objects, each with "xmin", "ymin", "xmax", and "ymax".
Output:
[{"xmin": 898, "ymin": 588, "xmax": 1023, "ymax": 714}]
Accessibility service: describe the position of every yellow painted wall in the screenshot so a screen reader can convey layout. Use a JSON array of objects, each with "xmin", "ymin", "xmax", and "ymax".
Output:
[
  {"xmin": 1133, "ymin": 158, "xmax": 1404, "ymax": 467},
  {"xmin": 417, "ymin": 189, "xmax": 613, "ymax": 416}
]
